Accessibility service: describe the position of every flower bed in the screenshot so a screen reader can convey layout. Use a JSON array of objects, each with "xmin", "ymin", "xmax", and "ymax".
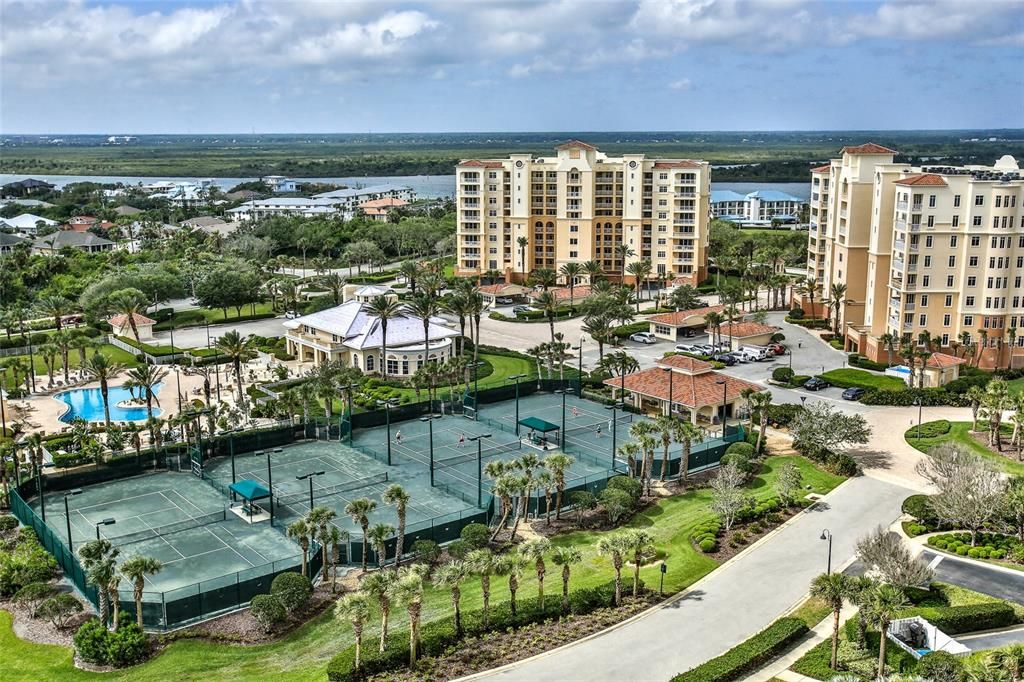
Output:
[{"xmin": 927, "ymin": 531, "xmax": 1021, "ymax": 562}]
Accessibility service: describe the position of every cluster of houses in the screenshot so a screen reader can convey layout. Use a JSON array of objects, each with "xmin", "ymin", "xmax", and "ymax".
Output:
[{"xmin": 226, "ymin": 183, "xmax": 414, "ymax": 222}]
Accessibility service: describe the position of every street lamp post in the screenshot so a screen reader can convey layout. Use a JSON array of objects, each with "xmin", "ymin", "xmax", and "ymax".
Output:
[
  {"xmin": 169, "ymin": 325, "xmax": 183, "ymax": 412},
  {"xmin": 63, "ymin": 489, "xmax": 82, "ymax": 554},
  {"xmin": 420, "ymin": 414, "xmax": 439, "ymax": 487},
  {"xmin": 468, "ymin": 433, "xmax": 492, "ymax": 508},
  {"xmin": 715, "ymin": 378, "xmax": 728, "ymax": 437},
  {"xmin": 555, "ymin": 387, "xmax": 573, "ymax": 447},
  {"xmin": 377, "ymin": 399, "xmax": 398, "ymax": 465},
  {"xmin": 913, "ymin": 397, "xmax": 922, "ymax": 441},
  {"xmin": 95, "ymin": 518, "xmax": 116, "ymax": 540},
  {"xmin": 573, "ymin": 335, "xmax": 586, "ymax": 385},
  {"xmin": 296, "ymin": 470, "xmax": 326, "ymax": 511},
  {"xmin": 605, "ymin": 402, "xmax": 624, "ymax": 472},
  {"xmin": 820, "ymin": 529, "xmax": 833, "ymax": 574},
  {"xmin": 508, "ymin": 374, "xmax": 527, "ymax": 435}
]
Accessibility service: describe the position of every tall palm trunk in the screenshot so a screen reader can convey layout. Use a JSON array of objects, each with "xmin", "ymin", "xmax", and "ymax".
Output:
[
  {"xmin": 380, "ymin": 319, "xmax": 389, "ymax": 378},
  {"xmin": 394, "ymin": 507, "xmax": 406, "ymax": 568},
  {"xmin": 561, "ymin": 566, "xmax": 571, "ymax": 611},
  {"xmin": 100, "ymin": 379, "xmax": 112, "ymax": 430}
]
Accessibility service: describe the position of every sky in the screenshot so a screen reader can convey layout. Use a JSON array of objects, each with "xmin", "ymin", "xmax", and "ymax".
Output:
[{"xmin": 1, "ymin": 0, "xmax": 1022, "ymax": 134}]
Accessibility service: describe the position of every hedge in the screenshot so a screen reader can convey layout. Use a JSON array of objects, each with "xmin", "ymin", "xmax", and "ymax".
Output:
[
  {"xmin": 860, "ymin": 388, "xmax": 969, "ymax": 407},
  {"xmin": 613, "ymin": 321, "xmax": 652, "ymax": 339},
  {"xmin": 672, "ymin": 617, "xmax": 809, "ymax": 682},
  {"xmin": 327, "ymin": 579, "xmax": 630, "ymax": 682},
  {"xmin": 784, "ymin": 316, "xmax": 830, "ymax": 329},
  {"xmin": 848, "ymin": 353, "xmax": 889, "ymax": 372},
  {"xmin": 907, "ymin": 602, "xmax": 1017, "ymax": 635},
  {"xmin": 347, "ymin": 272, "xmax": 397, "ymax": 284}
]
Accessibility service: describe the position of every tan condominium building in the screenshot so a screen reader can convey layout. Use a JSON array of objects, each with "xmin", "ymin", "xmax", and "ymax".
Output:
[
  {"xmin": 454, "ymin": 140, "xmax": 711, "ymax": 286},
  {"xmin": 803, "ymin": 143, "xmax": 1023, "ymax": 369}
]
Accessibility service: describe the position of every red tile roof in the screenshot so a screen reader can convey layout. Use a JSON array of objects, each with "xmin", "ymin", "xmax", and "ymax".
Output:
[
  {"xmin": 477, "ymin": 283, "xmax": 528, "ymax": 295},
  {"xmin": 540, "ymin": 285, "xmax": 593, "ymax": 302},
  {"xmin": 648, "ymin": 305, "xmax": 725, "ymax": 327},
  {"xmin": 720, "ymin": 321, "xmax": 779, "ymax": 338},
  {"xmin": 653, "ymin": 160, "xmax": 703, "ymax": 169},
  {"xmin": 359, "ymin": 198, "xmax": 408, "ymax": 209},
  {"xmin": 459, "ymin": 160, "xmax": 504, "ymax": 168},
  {"xmin": 841, "ymin": 143, "xmax": 896, "ymax": 155},
  {"xmin": 655, "ymin": 355, "xmax": 714, "ymax": 374},
  {"xmin": 895, "ymin": 174, "xmax": 947, "ymax": 187},
  {"xmin": 108, "ymin": 313, "xmax": 156, "ymax": 327},
  {"xmin": 810, "ymin": 164, "xmax": 832, "ymax": 173},
  {"xmin": 926, "ymin": 352, "xmax": 967, "ymax": 369},
  {"xmin": 555, "ymin": 140, "xmax": 597, "ymax": 151},
  {"xmin": 604, "ymin": 368, "xmax": 762, "ymax": 409}
]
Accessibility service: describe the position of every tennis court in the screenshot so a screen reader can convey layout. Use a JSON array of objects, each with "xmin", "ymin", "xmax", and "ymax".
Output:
[{"xmin": 32, "ymin": 471, "xmax": 300, "ymax": 593}]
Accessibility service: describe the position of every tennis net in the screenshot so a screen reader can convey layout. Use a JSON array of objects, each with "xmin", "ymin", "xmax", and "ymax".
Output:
[
  {"xmin": 105, "ymin": 509, "xmax": 228, "ymax": 546},
  {"xmin": 273, "ymin": 472, "xmax": 390, "ymax": 507},
  {"xmin": 565, "ymin": 412, "xmax": 634, "ymax": 436},
  {"xmin": 435, "ymin": 440, "xmax": 522, "ymax": 470}
]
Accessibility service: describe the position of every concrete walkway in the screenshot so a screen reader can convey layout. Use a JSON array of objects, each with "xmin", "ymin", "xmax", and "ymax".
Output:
[
  {"xmin": 749, "ymin": 604, "xmax": 858, "ymax": 682},
  {"xmin": 472, "ymin": 476, "xmax": 912, "ymax": 682}
]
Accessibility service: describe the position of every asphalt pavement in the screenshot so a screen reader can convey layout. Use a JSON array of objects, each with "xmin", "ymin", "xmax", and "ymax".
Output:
[{"xmin": 920, "ymin": 550, "xmax": 1024, "ymax": 604}]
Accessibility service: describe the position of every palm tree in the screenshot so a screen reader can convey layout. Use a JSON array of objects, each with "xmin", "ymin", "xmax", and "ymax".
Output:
[
  {"xmin": 798, "ymin": 276, "xmax": 820, "ymax": 319},
  {"xmin": 399, "ymin": 260, "xmax": 421, "ymax": 294},
  {"xmin": 520, "ymin": 538, "xmax": 551, "ymax": 609},
  {"xmin": 535, "ymin": 470, "xmax": 554, "ymax": 524},
  {"xmin": 108, "ymin": 288, "xmax": 150, "ymax": 342},
  {"xmin": 39, "ymin": 342, "xmax": 59, "ymax": 386},
  {"xmin": 597, "ymin": 533, "xmax": 629, "ymax": 606},
  {"xmin": 120, "ymin": 554, "xmax": 163, "ymax": 628},
  {"xmin": 69, "ymin": 332, "xmax": 94, "ymax": 374},
  {"xmin": 78, "ymin": 539, "xmax": 120, "ymax": 628},
  {"xmin": 879, "ymin": 333, "xmax": 897, "ymax": 367},
  {"xmin": 361, "ymin": 569, "xmax": 398, "ymax": 653},
  {"xmin": 364, "ymin": 297, "xmax": 404, "ymax": 379},
  {"xmin": 866, "ymin": 583, "xmax": 910, "ymax": 679},
  {"xmin": 287, "ymin": 519, "xmax": 312, "ymax": 577},
  {"xmin": 126, "ymin": 364, "xmax": 168, "ymax": 439},
  {"xmin": 516, "ymin": 236, "xmax": 529, "ymax": 278},
  {"xmin": 673, "ymin": 421, "xmax": 704, "ymax": 487},
  {"xmin": 466, "ymin": 548, "xmax": 500, "ymax": 627},
  {"xmin": 581, "ymin": 314, "xmax": 614, "ymax": 363},
  {"xmin": 392, "ymin": 565, "xmax": 429, "ymax": 666},
  {"xmin": 614, "ymin": 243, "xmax": 635, "ymax": 282},
  {"xmin": 748, "ymin": 390, "xmax": 772, "ymax": 455},
  {"xmin": 405, "ymin": 293, "xmax": 439, "ymax": 373},
  {"xmin": 809, "ymin": 572, "xmax": 852, "ymax": 671},
  {"xmin": 382, "ymin": 484, "xmax": 411, "ymax": 567},
  {"xmin": 345, "ymin": 497, "xmax": 377, "ymax": 573},
  {"xmin": 625, "ymin": 260, "xmax": 653, "ymax": 312},
  {"xmin": 704, "ymin": 311, "xmax": 724, "ymax": 347},
  {"xmin": 966, "ymin": 385, "xmax": 986, "ymax": 431},
  {"xmin": 496, "ymin": 550, "xmax": 530, "ymax": 617},
  {"xmin": 528, "ymin": 267, "xmax": 558, "ymax": 291},
  {"xmin": 36, "ymin": 294, "xmax": 72, "ymax": 332},
  {"xmin": 654, "ymin": 414, "xmax": 675, "ymax": 482},
  {"xmin": 306, "ymin": 505, "xmax": 337, "ymax": 574},
  {"xmin": 82, "ymin": 352, "xmax": 125, "ymax": 430},
  {"xmin": 365, "ymin": 523, "xmax": 395, "ymax": 569},
  {"xmin": 559, "ymin": 262, "xmax": 585, "ymax": 312},
  {"xmin": 543, "ymin": 452, "xmax": 573, "ymax": 520},
  {"xmin": 442, "ymin": 292, "xmax": 472, "ymax": 357},
  {"xmin": 551, "ymin": 546, "xmax": 583, "ymax": 613},
  {"xmin": 987, "ymin": 644, "xmax": 1024, "ymax": 682},
  {"xmin": 531, "ymin": 290, "xmax": 560, "ymax": 348},
  {"xmin": 215, "ymin": 330, "xmax": 254, "ymax": 406},
  {"xmin": 433, "ymin": 560, "xmax": 469, "ymax": 637},
  {"xmin": 622, "ymin": 529, "xmax": 655, "ymax": 597},
  {"xmin": 335, "ymin": 593, "xmax": 372, "ymax": 673}
]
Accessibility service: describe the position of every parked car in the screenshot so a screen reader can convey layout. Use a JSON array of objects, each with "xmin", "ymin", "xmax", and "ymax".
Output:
[
  {"xmin": 842, "ymin": 387, "xmax": 866, "ymax": 400},
  {"xmin": 727, "ymin": 352, "xmax": 750, "ymax": 363},
  {"xmin": 675, "ymin": 343, "xmax": 703, "ymax": 354},
  {"xmin": 512, "ymin": 305, "xmax": 533, "ymax": 314},
  {"xmin": 284, "ymin": 310, "xmax": 300, "ymax": 319},
  {"xmin": 712, "ymin": 353, "xmax": 736, "ymax": 366},
  {"xmin": 496, "ymin": 297, "xmax": 514, "ymax": 304},
  {"xmin": 694, "ymin": 344, "xmax": 717, "ymax": 355},
  {"xmin": 680, "ymin": 328, "xmax": 697, "ymax": 338},
  {"xmin": 804, "ymin": 377, "xmax": 831, "ymax": 391},
  {"xmin": 630, "ymin": 332, "xmax": 657, "ymax": 344},
  {"xmin": 767, "ymin": 343, "xmax": 786, "ymax": 355}
]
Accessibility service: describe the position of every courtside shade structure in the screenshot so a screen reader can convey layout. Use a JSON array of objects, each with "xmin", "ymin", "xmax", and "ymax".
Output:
[{"xmin": 517, "ymin": 416, "xmax": 560, "ymax": 434}]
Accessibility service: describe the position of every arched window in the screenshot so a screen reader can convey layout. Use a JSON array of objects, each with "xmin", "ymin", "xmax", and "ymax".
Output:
[
  {"xmin": 546, "ymin": 221, "xmax": 554, "ymax": 229},
  {"xmin": 366, "ymin": 354, "xmax": 375, "ymax": 371},
  {"xmin": 534, "ymin": 221, "xmax": 543, "ymax": 228}
]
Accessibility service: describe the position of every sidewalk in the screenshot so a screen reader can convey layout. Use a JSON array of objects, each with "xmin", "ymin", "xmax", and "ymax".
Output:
[{"xmin": 747, "ymin": 604, "xmax": 857, "ymax": 682}]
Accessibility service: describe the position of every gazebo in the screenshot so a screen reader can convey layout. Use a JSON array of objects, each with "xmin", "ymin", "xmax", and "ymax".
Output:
[
  {"xmin": 228, "ymin": 479, "xmax": 273, "ymax": 523},
  {"xmin": 518, "ymin": 416, "xmax": 560, "ymax": 450}
]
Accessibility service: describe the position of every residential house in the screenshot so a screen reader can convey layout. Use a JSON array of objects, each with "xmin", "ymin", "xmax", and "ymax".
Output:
[
  {"xmin": 0, "ymin": 232, "xmax": 30, "ymax": 256},
  {"xmin": 0, "ymin": 213, "xmax": 58, "ymax": 236},
  {"xmin": 108, "ymin": 313, "xmax": 156, "ymax": 341},
  {"xmin": 358, "ymin": 197, "xmax": 409, "ymax": 221},
  {"xmin": 261, "ymin": 176, "xmax": 299, "ymax": 193},
  {"xmin": 1, "ymin": 178, "xmax": 55, "ymax": 196},
  {"xmin": 32, "ymin": 230, "xmax": 115, "ymax": 254}
]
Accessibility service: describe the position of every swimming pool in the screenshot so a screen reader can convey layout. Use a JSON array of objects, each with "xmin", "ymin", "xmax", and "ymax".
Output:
[{"xmin": 56, "ymin": 383, "xmax": 163, "ymax": 423}]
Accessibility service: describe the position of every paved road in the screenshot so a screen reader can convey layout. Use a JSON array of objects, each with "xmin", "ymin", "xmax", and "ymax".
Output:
[
  {"xmin": 959, "ymin": 626, "xmax": 1024, "ymax": 651},
  {"xmin": 478, "ymin": 476, "xmax": 912, "ymax": 682},
  {"xmin": 150, "ymin": 317, "xmax": 287, "ymax": 348},
  {"xmin": 921, "ymin": 550, "xmax": 1024, "ymax": 604}
]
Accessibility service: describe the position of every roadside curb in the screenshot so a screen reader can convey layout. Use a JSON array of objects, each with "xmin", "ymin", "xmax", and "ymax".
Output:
[
  {"xmin": 910, "ymin": 533, "xmax": 1024, "ymax": 578},
  {"xmin": 454, "ymin": 478, "xmax": 854, "ymax": 682}
]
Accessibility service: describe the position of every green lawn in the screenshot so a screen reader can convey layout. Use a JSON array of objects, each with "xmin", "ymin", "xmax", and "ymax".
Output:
[
  {"xmin": 819, "ymin": 368, "xmax": 906, "ymax": 391},
  {"xmin": 1006, "ymin": 377, "xmax": 1024, "ymax": 395},
  {"xmin": 905, "ymin": 421, "xmax": 1024, "ymax": 476},
  {"xmin": 1, "ymin": 344, "xmax": 140, "ymax": 390},
  {"xmin": 0, "ymin": 455, "xmax": 844, "ymax": 681}
]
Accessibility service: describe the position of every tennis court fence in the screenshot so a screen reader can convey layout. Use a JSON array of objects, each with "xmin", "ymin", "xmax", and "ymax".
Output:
[{"xmin": 272, "ymin": 472, "xmax": 390, "ymax": 507}]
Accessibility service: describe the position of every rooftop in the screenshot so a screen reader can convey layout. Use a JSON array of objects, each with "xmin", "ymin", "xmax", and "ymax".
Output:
[
  {"xmin": 108, "ymin": 313, "xmax": 156, "ymax": 327},
  {"xmin": 312, "ymin": 184, "xmax": 412, "ymax": 200},
  {"xmin": 33, "ymin": 230, "xmax": 114, "ymax": 249},
  {"xmin": 604, "ymin": 368, "xmax": 762, "ymax": 409},
  {"xmin": 648, "ymin": 305, "xmax": 725, "ymax": 327},
  {"xmin": 283, "ymin": 300, "xmax": 458, "ymax": 350},
  {"xmin": 841, "ymin": 142, "xmax": 897, "ymax": 155},
  {"xmin": 894, "ymin": 174, "xmax": 948, "ymax": 187},
  {"xmin": 925, "ymin": 352, "xmax": 967, "ymax": 369},
  {"xmin": 720, "ymin": 321, "xmax": 779, "ymax": 338}
]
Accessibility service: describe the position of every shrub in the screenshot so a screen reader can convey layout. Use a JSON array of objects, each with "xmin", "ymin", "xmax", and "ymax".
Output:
[
  {"xmin": 912, "ymin": 602, "xmax": 1016, "ymax": 634},
  {"xmin": 0, "ymin": 529, "xmax": 58, "ymax": 596},
  {"xmin": 862, "ymin": 388, "xmax": 968, "ymax": 407},
  {"xmin": 13, "ymin": 582, "xmax": 59, "ymax": 617},
  {"xmin": 606, "ymin": 475, "xmax": 643, "ymax": 504},
  {"xmin": 0, "ymin": 516, "xmax": 18, "ymax": 533},
  {"xmin": 789, "ymin": 374, "xmax": 810, "ymax": 387},
  {"xmin": 612, "ymin": 321, "xmax": 651, "ymax": 339},
  {"xmin": 903, "ymin": 494, "xmax": 934, "ymax": 521},
  {"xmin": 788, "ymin": 307, "xmax": 805, "ymax": 319},
  {"xmin": 250, "ymin": 594, "xmax": 286, "ymax": 632},
  {"xmin": 74, "ymin": 618, "xmax": 111, "ymax": 664},
  {"xmin": 271, "ymin": 572, "xmax": 313, "ymax": 614},
  {"xmin": 825, "ymin": 452, "xmax": 859, "ymax": 477},
  {"xmin": 599, "ymin": 487, "xmax": 635, "ymax": 524},
  {"xmin": 698, "ymin": 539, "xmax": 717, "ymax": 553},
  {"xmin": 105, "ymin": 621, "xmax": 149, "ymax": 667},
  {"xmin": 447, "ymin": 539, "xmax": 470, "ymax": 560},
  {"xmin": 912, "ymin": 420, "xmax": 951, "ymax": 438},
  {"xmin": 771, "ymin": 367, "xmax": 795, "ymax": 383},
  {"xmin": 460, "ymin": 523, "xmax": 489, "ymax": 549},
  {"xmin": 37, "ymin": 594, "xmax": 83, "ymax": 629},
  {"xmin": 918, "ymin": 651, "xmax": 962, "ymax": 682},
  {"xmin": 412, "ymin": 539, "xmax": 441, "ymax": 564},
  {"xmin": 943, "ymin": 374, "xmax": 992, "ymax": 394},
  {"xmin": 720, "ymin": 453, "xmax": 754, "ymax": 477},
  {"xmin": 766, "ymin": 403, "xmax": 802, "ymax": 427},
  {"xmin": 848, "ymin": 353, "xmax": 889, "ymax": 372},
  {"xmin": 725, "ymin": 442, "xmax": 755, "ymax": 459},
  {"xmin": 672, "ymin": 617, "xmax": 809, "ymax": 681}
]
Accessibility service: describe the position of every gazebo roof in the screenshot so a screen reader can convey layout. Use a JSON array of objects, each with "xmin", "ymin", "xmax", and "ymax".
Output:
[
  {"xmin": 518, "ymin": 416, "xmax": 560, "ymax": 433},
  {"xmin": 229, "ymin": 479, "xmax": 271, "ymax": 501}
]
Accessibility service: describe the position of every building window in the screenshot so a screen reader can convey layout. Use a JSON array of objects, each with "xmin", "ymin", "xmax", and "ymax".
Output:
[
  {"xmin": 971, "ymin": 236, "xmax": 981, "ymax": 247},
  {"xmin": 964, "ymin": 315, "xmax": 974, "ymax": 326},
  {"xmin": 945, "ymin": 295, "xmax": 953, "ymax": 307},
  {"xmin": 975, "ymin": 195, "xmax": 984, "ymax": 206},
  {"xmin": 925, "ymin": 235, "xmax": 933, "ymax": 247},
  {"xmin": 943, "ymin": 314, "xmax": 951, "ymax": 326},
  {"xmin": 973, "ymin": 216, "xmax": 983, "ymax": 226},
  {"xmin": 919, "ymin": 314, "xmax": 927, "ymax": 326},
  {"xmin": 969, "ymin": 256, "xmax": 978, "ymax": 267},
  {"xmin": 922, "ymin": 276, "xmax": 930, "ymax": 287},
  {"xmin": 941, "ymin": 334, "xmax": 949, "ymax": 346},
  {"xmin": 952, "ymin": 215, "xmax": 960, "ymax": 227},
  {"xmin": 923, "ymin": 256, "xmax": 931, "ymax": 267},
  {"xmin": 946, "ymin": 275, "xmax": 955, "ymax": 287},
  {"xmin": 967, "ymin": 277, "xmax": 977, "ymax": 287},
  {"xmin": 949, "ymin": 235, "xmax": 957, "ymax": 247},
  {"xmin": 927, "ymin": 215, "xmax": 935, "ymax": 227},
  {"xmin": 920, "ymin": 294, "xmax": 929, "ymax": 306},
  {"xmin": 949, "ymin": 256, "xmax": 957, "ymax": 267},
  {"xmin": 929, "ymin": 195, "xmax": 936, "ymax": 207},
  {"xmin": 387, "ymin": 359, "xmax": 399, "ymax": 375},
  {"xmin": 954, "ymin": 194, "xmax": 961, "ymax": 207},
  {"xmin": 366, "ymin": 355, "xmax": 375, "ymax": 371},
  {"xmin": 966, "ymin": 296, "xmax": 975, "ymax": 306}
]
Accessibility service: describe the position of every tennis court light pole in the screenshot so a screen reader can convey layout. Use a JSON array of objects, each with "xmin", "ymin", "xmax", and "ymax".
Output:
[
  {"xmin": 95, "ymin": 518, "xmax": 115, "ymax": 540},
  {"xmin": 469, "ymin": 433, "xmax": 492, "ymax": 508},
  {"xmin": 296, "ymin": 470, "xmax": 326, "ymax": 511},
  {"xmin": 605, "ymin": 402, "xmax": 624, "ymax": 472},
  {"xmin": 377, "ymin": 399, "xmax": 398, "ymax": 465},
  {"xmin": 554, "ymin": 388, "xmax": 570, "ymax": 447},
  {"xmin": 508, "ymin": 374, "xmax": 527, "ymax": 435},
  {"xmin": 63, "ymin": 489, "xmax": 82, "ymax": 554},
  {"xmin": 420, "ymin": 414, "xmax": 439, "ymax": 487},
  {"xmin": 340, "ymin": 383, "xmax": 359, "ymax": 445},
  {"xmin": 574, "ymin": 335, "xmax": 586, "ymax": 386}
]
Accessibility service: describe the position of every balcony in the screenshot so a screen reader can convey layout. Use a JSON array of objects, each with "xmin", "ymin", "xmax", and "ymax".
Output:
[
  {"xmin": 675, "ymin": 191, "xmax": 696, "ymax": 198},
  {"xmin": 903, "ymin": 301, "xmax": 915, "ymax": 311},
  {"xmin": 892, "ymin": 260, "xmax": 904, "ymax": 272},
  {"xmin": 894, "ymin": 240, "xmax": 906, "ymax": 251},
  {"xmin": 909, "ymin": 223, "xmax": 922, "ymax": 232},
  {"xmin": 897, "ymin": 201, "xmax": 908, "ymax": 211},
  {"xmin": 673, "ymin": 218, "xmax": 695, "ymax": 226},
  {"xmin": 912, "ymin": 203, "xmax": 923, "ymax": 211}
]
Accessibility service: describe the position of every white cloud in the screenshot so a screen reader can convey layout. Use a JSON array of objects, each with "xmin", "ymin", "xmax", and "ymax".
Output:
[
  {"xmin": 839, "ymin": 1, "xmax": 1024, "ymax": 44},
  {"xmin": 669, "ymin": 78, "xmax": 693, "ymax": 91},
  {"xmin": 630, "ymin": 0, "xmax": 813, "ymax": 50}
]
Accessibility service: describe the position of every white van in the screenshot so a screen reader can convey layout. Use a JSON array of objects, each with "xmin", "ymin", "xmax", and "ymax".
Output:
[{"xmin": 738, "ymin": 346, "xmax": 771, "ymax": 361}]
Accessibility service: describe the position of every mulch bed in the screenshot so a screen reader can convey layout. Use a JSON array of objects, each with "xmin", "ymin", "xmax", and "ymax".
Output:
[
  {"xmin": 0, "ymin": 594, "xmax": 92, "ymax": 648},
  {"xmin": 969, "ymin": 430, "xmax": 1024, "ymax": 464},
  {"xmin": 367, "ymin": 595, "xmax": 661, "ymax": 682},
  {"xmin": 699, "ymin": 505, "xmax": 804, "ymax": 562}
]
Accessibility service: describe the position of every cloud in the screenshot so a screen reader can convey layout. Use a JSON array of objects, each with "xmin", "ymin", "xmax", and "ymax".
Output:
[
  {"xmin": 630, "ymin": 0, "xmax": 814, "ymax": 50},
  {"xmin": 839, "ymin": 1, "xmax": 1024, "ymax": 45},
  {"xmin": 669, "ymin": 78, "xmax": 693, "ymax": 91}
]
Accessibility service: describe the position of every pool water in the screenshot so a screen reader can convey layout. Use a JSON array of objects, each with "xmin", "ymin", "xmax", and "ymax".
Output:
[{"xmin": 56, "ymin": 383, "xmax": 163, "ymax": 423}]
